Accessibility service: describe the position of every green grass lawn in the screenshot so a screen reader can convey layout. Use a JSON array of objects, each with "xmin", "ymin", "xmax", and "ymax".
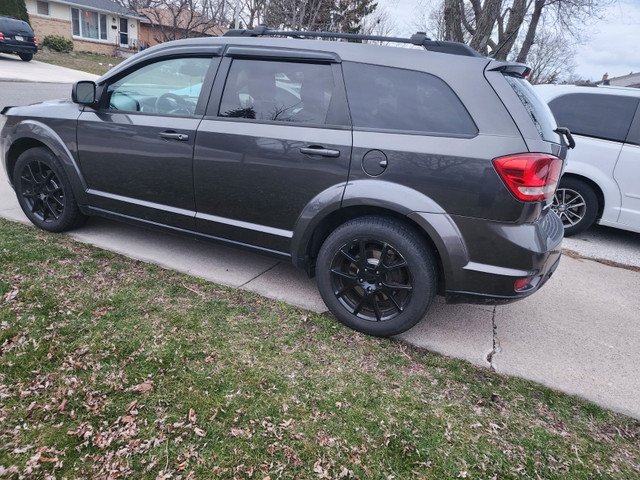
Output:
[
  {"xmin": 0, "ymin": 218, "xmax": 638, "ymax": 479},
  {"xmin": 34, "ymin": 49, "xmax": 125, "ymax": 76}
]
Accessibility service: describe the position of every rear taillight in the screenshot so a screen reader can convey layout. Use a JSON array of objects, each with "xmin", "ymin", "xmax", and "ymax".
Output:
[
  {"xmin": 0, "ymin": 32, "xmax": 4, "ymax": 40},
  {"xmin": 492, "ymin": 153, "xmax": 562, "ymax": 202},
  {"xmin": 34, "ymin": 36, "xmax": 38, "ymax": 45}
]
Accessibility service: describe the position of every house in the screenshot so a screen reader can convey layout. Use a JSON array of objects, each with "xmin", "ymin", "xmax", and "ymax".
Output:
[
  {"xmin": 25, "ymin": 0, "xmax": 147, "ymax": 56},
  {"xmin": 598, "ymin": 72, "xmax": 640, "ymax": 88},
  {"xmin": 137, "ymin": 6, "xmax": 225, "ymax": 49}
]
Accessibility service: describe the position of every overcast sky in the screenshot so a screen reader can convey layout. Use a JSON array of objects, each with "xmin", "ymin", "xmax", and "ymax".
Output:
[{"xmin": 376, "ymin": 0, "xmax": 640, "ymax": 82}]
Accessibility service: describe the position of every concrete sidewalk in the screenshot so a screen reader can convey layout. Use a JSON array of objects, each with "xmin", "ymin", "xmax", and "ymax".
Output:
[
  {"xmin": 0, "ymin": 53, "xmax": 99, "ymax": 83},
  {"xmin": 1, "ymin": 166, "xmax": 638, "ymax": 419}
]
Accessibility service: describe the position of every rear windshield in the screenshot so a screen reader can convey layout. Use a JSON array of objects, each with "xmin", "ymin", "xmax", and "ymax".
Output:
[
  {"xmin": 0, "ymin": 17, "xmax": 33, "ymax": 33},
  {"xmin": 504, "ymin": 75, "xmax": 558, "ymax": 142}
]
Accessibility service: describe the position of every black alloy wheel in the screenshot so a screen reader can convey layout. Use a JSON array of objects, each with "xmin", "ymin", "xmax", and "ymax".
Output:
[
  {"xmin": 317, "ymin": 216, "xmax": 436, "ymax": 337},
  {"xmin": 330, "ymin": 239, "xmax": 413, "ymax": 322},
  {"xmin": 13, "ymin": 147, "xmax": 86, "ymax": 232},
  {"xmin": 19, "ymin": 160, "xmax": 65, "ymax": 223}
]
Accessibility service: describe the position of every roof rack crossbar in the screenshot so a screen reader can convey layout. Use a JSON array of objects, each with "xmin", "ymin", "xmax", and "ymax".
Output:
[{"xmin": 223, "ymin": 25, "xmax": 484, "ymax": 58}]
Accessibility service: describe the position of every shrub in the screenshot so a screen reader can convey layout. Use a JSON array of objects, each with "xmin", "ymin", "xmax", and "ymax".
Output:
[{"xmin": 42, "ymin": 35, "xmax": 74, "ymax": 53}]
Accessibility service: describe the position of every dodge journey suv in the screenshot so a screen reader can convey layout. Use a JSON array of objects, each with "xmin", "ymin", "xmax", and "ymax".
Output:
[{"xmin": 0, "ymin": 26, "xmax": 568, "ymax": 336}]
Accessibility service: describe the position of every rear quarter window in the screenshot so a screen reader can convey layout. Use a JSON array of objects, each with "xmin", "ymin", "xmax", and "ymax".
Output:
[
  {"xmin": 342, "ymin": 62, "xmax": 477, "ymax": 136},
  {"xmin": 548, "ymin": 93, "xmax": 639, "ymax": 143}
]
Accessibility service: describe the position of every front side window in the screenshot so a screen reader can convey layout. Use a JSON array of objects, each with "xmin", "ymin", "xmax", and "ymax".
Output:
[
  {"xmin": 71, "ymin": 7, "xmax": 107, "ymax": 40},
  {"xmin": 106, "ymin": 57, "xmax": 212, "ymax": 115},
  {"xmin": 218, "ymin": 59, "xmax": 335, "ymax": 124},
  {"xmin": 343, "ymin": 62, "xmax": 477, "ymax": 136},
  {"xmin": 549, "ymin": 93, "xmax": 639, "ymax": 143}
]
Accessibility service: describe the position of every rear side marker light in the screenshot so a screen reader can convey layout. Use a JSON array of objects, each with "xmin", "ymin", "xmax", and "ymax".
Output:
[{"xmin": 492, "ymin": 153, "xmax": 562, "ymax": 202}]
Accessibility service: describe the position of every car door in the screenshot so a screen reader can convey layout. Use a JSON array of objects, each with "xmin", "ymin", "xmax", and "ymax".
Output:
[
  {"xmin": 614, "ymin": 102, "xmax": 640, "ymax": 228},
  {"xmin": 193, "ymin": 48, "xmax": 352, "ymax": 254},
  {"xmin": 76, "ymin": 54, "xmax": 220, "ymax": 229}
]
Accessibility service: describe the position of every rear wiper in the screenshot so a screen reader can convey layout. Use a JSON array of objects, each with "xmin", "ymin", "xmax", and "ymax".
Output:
[{"xmin": 555, "ymin": 127, "xmax": 575, "ymax": 149}]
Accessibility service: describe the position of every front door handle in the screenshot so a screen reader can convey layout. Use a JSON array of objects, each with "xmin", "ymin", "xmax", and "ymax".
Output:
[
  {"xmin": 160, "ymin": 131, "xmax": 189, "ymax": 141},
  {"xmin": 300, "ymin": 146, "xmax": 340, "ymax": 158}
]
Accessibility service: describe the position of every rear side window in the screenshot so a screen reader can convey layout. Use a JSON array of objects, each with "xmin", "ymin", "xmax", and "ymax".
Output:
[
  {"xmin": 548, "ymin": 93, "xmax": 639, "ymax": 143},
  {"xmin": 342, "ymin": 62, "xmax": 477, "ymax": 136},
  {"xmin": 504, "ymin": 75, "xmax": 557, "ymax": 142},
  {"xmin": 218, "ymin": 59, "xmax": 335, "ymax": 124}
]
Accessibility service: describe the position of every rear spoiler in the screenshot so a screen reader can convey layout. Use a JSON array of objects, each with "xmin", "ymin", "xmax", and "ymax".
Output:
[{"xmin": 488, "ymin": 64, "xmax": 531, "ymax": 79}]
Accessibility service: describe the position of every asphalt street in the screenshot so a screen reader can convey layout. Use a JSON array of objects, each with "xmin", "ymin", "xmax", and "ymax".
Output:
[{"xmin": 1, "ymin": 62, "xmax": 639, "ymax": 419}]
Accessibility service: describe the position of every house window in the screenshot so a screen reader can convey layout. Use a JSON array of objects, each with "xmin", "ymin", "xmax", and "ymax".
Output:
[
  {"xmin": 36, "ymin": 1, "xmax": 49, "ymax": 15},
  {"xmin": 71, "ymin": 7, "xmax": 108, "ymax": 41}
]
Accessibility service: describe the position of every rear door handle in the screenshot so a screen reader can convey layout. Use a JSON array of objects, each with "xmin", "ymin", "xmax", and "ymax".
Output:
[
  {"xmin": 300, "ymin": 146, "xmax": 340, "ymax": 158},
  {"xmin": 160, "ymin": 131, "xmax": 189, "ymax": 141}
]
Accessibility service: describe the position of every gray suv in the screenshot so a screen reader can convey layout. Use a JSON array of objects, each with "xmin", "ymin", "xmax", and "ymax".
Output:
[{"xmin": 0, "ymin": 27, "xmax": 567, "ymax": 336}]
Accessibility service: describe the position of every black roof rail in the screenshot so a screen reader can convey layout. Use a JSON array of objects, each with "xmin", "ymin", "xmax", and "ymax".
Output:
[{"xmin": 223, "ymin": 25, "xmax": 483, "ymax": 58}]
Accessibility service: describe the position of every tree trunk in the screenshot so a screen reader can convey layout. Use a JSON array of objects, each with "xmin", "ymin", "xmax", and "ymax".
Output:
[
  {"xmin": 516, "ymin": 0, "xmax": 544, "ymax": 63},
  {"xmin": 443, "ymin": 0, "xmax": 464, "ymax": 42},
  {"xmin": 469, "ymin": 0, "xmax": 502, "ymax": 55},
  {"xmin": 493, "ymin": 0, "xmax": 528, "ymax": 60}
]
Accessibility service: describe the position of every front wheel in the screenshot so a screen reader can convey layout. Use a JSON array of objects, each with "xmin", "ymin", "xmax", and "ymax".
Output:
[
  {"xmin": 551, "ymin": 178, "xmax": 599, "ymax": 236},
  {"xmin": 13, "ymin": 147, "xmax": 86, "ymax": 232},
  {"xmin": 19, "ymin": 53, "xmax": 33, "ymax": 62},
  {"xmin": 316, "ymin": 216, "xmax": 437, "ymax": 337}
]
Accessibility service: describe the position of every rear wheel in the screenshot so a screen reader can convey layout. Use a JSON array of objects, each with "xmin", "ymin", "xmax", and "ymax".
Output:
[
  {"xmin": 316, "ymin": 216, "xmax": 437, "ymax": 337},
  {"xmin": 13, "ymin": 147, "xmax": 86, "ymax": 232},
  {"xmin": 551, "ymin": 178, "xmax": 599, "ymax": 236},
  {"xmin": 19, "ymin": 53, "xmax": 33, "ymax": 62}
]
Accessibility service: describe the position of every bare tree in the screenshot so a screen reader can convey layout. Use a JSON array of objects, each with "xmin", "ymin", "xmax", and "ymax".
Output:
[
  {"xmin": 526, "ymin": 23, "xmax": 577, "ymax": 83},
  {"xmin": 417, "ymin": 0, "xmax": 610, "ymax": 61},
  {"xmin": 117, "ymin": 0, "xmax": 229, "ymax": 43}
]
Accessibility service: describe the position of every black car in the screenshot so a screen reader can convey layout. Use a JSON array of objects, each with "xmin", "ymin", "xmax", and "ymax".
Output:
[
  {"xmin": 0, "ymin": 15, "xmax": 38, "ymax": 62},
  {"xmin": 0, "ymin": 27, "xmax": 568, "ymax": 336}
]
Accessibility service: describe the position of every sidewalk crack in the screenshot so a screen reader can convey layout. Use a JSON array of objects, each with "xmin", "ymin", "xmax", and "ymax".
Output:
[
  {"xmin": 239, "ymin": 262, "xmax": 281, "ymax": 288},
  {"xmin": 486, "ymin": 305, "xmax": 498, "ymax": 371}
]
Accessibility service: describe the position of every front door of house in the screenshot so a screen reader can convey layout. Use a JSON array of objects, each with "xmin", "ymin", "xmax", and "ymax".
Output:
[{"xmin": 119, "ymin": 18, "xmax": 128, "ymax": 47}]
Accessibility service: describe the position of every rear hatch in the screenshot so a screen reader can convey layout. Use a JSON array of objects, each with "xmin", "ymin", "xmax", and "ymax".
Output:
[
  {"xmin": 0, "ymin": 17, "xmax": 36, "ymax": 46},
  {"xmin": 484, "ymin": 62, "xmax": 568, "ymax": 211}
]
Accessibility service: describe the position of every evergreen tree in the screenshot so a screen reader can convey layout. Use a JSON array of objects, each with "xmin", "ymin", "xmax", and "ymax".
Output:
[{"xmin": 0, "ymin": 0, "xmax": 31, "ymax": 24}]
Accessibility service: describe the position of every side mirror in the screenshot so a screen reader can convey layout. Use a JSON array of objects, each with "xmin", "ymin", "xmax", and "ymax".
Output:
[{"xmin": 72, "ymin": 81, "xmax": 96, "ymax": 105}]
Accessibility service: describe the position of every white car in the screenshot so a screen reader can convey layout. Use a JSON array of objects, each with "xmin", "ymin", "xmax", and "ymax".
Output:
[{"xmin": 535, "ymin": 84, "xmax": 640, "ymax": 235}]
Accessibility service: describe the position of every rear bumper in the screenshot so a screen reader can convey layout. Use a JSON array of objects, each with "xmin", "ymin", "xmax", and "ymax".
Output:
[
  {"xmin": 0, "ymin": 42, "xmax": 37, "ymax": 55},
  {"xmin": 409, "ymin": 209, "xmax": 563, "ymax": 305}
]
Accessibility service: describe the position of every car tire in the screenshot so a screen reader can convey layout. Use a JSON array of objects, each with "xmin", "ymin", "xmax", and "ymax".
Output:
[
  {"xmin": 13, "ymin": 147, "xmax": 87, "ymax": 233},
  {"xmin": 316, "ymin": 216, "xmax": 437, "ymax": 337},
  {"xmin": 19, "ymin": 53, "xmax": 33, "ymax": 62},
  {"xmin": 552, "ymin": 178, "xmax": 599, "ymax": 236}
]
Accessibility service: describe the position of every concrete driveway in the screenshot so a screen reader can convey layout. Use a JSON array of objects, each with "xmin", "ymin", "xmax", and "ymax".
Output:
[
  {"xmin": 0, "ymin": 52, "xmax": 98, "ymax": 83},
  {"xmin": 1, "ymin": 74, "xmax": 639, "ymax": 420}
]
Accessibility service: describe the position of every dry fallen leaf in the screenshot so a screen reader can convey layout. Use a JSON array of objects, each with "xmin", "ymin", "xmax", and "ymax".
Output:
[
  {"xmin": 194, "ymin": 427, "xmax": 206, "ymax": 437},
  {"xmin": 188, "ymin": 408, "xmax": 196, "ymax": 424},
  {"xmin": 130, "ymin": 380, "xmax": 154, "ymax": 393}
]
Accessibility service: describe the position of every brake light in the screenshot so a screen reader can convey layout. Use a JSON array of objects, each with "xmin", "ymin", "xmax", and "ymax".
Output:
[
  {"xmin": 34, "ymin": 36, "xmax": 37, "ymax": 45},
  {"xmin": 0, "ymin": 32, "xmax": 4, "ymax": 40},
  {"xmin": 492, "ymin": 153, "xmax": 562, "ymax": 202}
]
